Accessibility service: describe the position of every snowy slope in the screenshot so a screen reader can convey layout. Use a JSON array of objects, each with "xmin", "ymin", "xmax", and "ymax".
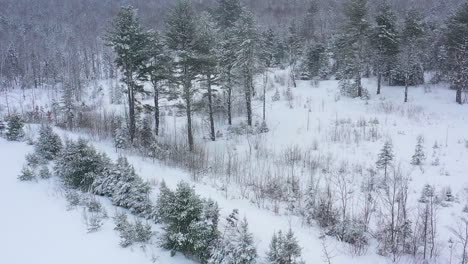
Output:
[
  {"xmin": 1, "ymin": 70, "xmax": 468, "ymax": 263},
  {"xmin": 0, "ymin": 138, "xmax": 192, "ymax": 264}
]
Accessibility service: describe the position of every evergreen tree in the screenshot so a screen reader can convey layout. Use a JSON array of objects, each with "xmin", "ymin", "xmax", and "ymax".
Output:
[
  {"xmin": 376, "ymin": 140, "xmax": 394, "ymax": 180},
  {"xmin": 371, "ymin": 1, "xmax": 399, "ymax": 94},
  {"xmin": 146, "ymin": 31, "xmax": 173, "ymax": 135},
  {"xmin": 260, "ymin": 29, "xmax": 277, "ymax": 68},
  {"xmin": 55, "ymin": 139, "xmax": 109, "ymax": 191},
  {"xmin": 6, "ymin": 113, "xmax": 24, "ymax": 141},
  {"xmin": 266, "ymin": 231, "xmax": 281, "ymax": 264},
  {"xmin": 165, "ymin": 0, "xmax": 199, "ymax": 151},
  {"xmin": 303, "ymin": 43, "xmax": 326, "ymax": 80},
  {"xmin": 160, "ymin": 182, "xmax": 219, "ymax": 261},
  {"xmin": 209, "ymin": 210, "xmax": 257, "ymax": 264},
  {"xmin": 114, "ymin": 212, "xmax": 135, "ymax": 247},
  {"xmin": 18, "ymin": 165, "xmax": 35, "ymax": 181},
  {"xmin": 214, "ymin": 0, "xmax": 243, "ymax": 126},
  {"xmin": 35, "ymin": 124, "xmax": 62, "ymax": 160},
  {"xmin": 398, "ymin": 10, "xmax": 426, "ymax": 103},
  {"xmin": 106, "ymin": 6, "xmax": 149, "ymax": 142},
  {"xmin": 233, "ymin": 10, "xmax": 259, "ymax": 126},
  {"xmin": 196, "ymin": 12, "xmax": 219, "ymax": 141},
  {"xmin": 287, "ymin": 20, "xmax": 303, "ymax": 88},
  {"xmin": 266, "ymin": 229, "xmax": 304, "ymax": 264},
  {"xmin": 446, "ymin": 2, "xmax": 468, "ymax": 104},
  {"xmin": 411, "ymin": 135, "xmax": 426, "ymax": 165},
  {"xmin": 110, "ymin": 157, "xmax": 152, "ymax": 217},
  {"xmin": 138, "ymin": 116, "xmax": 154, "ymax": 152},
  {"xmin": 339, "ymin": 0, "xmax": 370, "ymax": 98},
  {"xmin": 155, "ymin": 180, "xmax": 175, "ymax": 223},
  {"xmin": 300, "ymin": 0, "xmax": 318, "ymax": 41},
  {"xmin": 39, "ymin": 165, "xmax": 51, "ymax": 179},
  {"xmin": 134, "ymin": 218, "xmax": 153, "ymax": 243}
]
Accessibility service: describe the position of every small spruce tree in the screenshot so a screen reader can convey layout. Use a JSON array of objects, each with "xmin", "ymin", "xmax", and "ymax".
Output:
[
  {"xmin": 35, "ymin": 124, "xmax": 62, "ymax": 160},
  {"xmin": 411, "ymin": 135, "xmax": 426, "ymax": 165},
  {"xmin": 6, "ymin": 114, "xmax": 24, "ymax": 141},
  {"xmin": 376, "ymin": 140, "xmax": 394, "ymax": 179}
]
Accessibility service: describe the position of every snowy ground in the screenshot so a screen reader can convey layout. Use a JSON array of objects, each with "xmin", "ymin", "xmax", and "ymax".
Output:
[
  {"xmin": 1, "ymin": 70, "xmax": 468, "ymax": 263},
  {"xmin": 0, "ymin": 138, "xmax": 192, "ymax": 264}
]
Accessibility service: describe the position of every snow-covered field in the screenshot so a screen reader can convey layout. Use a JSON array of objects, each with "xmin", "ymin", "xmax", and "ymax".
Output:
[{"xmin": 1, "ymin": 70, "xmax": 468, "ymax": 263}]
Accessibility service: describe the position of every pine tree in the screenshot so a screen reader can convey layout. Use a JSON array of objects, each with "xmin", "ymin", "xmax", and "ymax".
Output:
[
  {"xmin": 6, "ymin": 113, "xmax": 24, "ymax": 141},
  {"xmin": 266, "ymin": 231, "xmax": 281, "ymax": 264},
  {"xmin": 398, "ymin": 9, "xmax": 426, "ymax": 103},
  {"xmin": 114, "ymin": 212, "xmax": 135, "ymax": 247},
  {"xmin": 18, "ymin": 165, "xmax": 35, "ymax": 181},
  {"xmin": 303, "ymin": 43, "xmax": 326, "ymax": 80},
  {"xmin": 111, "ymin": 157, "xmax": 152, "ymax": 217},
  {"xmin": 146, "ymin": 31, "xmax": 173, "ymax": 135},
  {"xmin": 134, "ymin": 218, "xmax": 152, "ymax": 243},
  {"xmin": 189, "ymin": 199, "xmax": 220, "ymax": 262},
  {"xmin": 266, "ymin": 229, "xmax": 304, "ymax": 264},
  {"xmin": 55, "ymin": 139, "xmax": 109, "ymax": 191},
  {"xmin": 287, "ymin": 20, "xmax": 303, "ymax": 87},
  {"xmin": 106, "ymin": 6, "xmax": 149, "ymax": 142},
  {"xmin": 39, "ymin": 165, "xmax": 51, "ymax": 179},
  {"xmin": 446, "ymin": 2, "xmax": 468, "ymax": 104},
  {"xmin": 260, "ymin": 29, "xmax": 277, "ymax": 68},
  {"xmin": 160, "ymin": 182, "xmax": 204, "ymax": 256},
  {"xmin": 209, "ymin": 210, "xmax": 257, "ymax": 264},
  {"xmin": 214, "ymin": 0, "xmax": 243, "ymax": 126},
  {"xmin": 303, "ymin": 181, "xmax": 316, "ymax": 225},
  {"xmin": 279, "ymin": 229, "xmax": 304, "ymax": 264},
  {"xmin": 196, "ymin": 12, "xmax": 219, "ymax": 141},
  {"xmin": 411, "ymin": 135, "xmax": 426, "ymax": 166},
  {"xmin": 155, "ymin": 180, "xmax": 175, "ymax": 223},
  {"xmin": 376, "ymin": 140, "xmax": 394, "ymax": 180},
  {"xmin": 233, "ymin": 10, "xmax": 259, "ymax": 126},
  {"xmin": 35, "ymin": 124, "xmax": 62, "ymax": 160},
  {"xmin": 340, "ymin": 0, "xmax": 370, "ymax": 98},
  {"xmin": 165, "ymin": 0, "xmax": 199, "ymax": 151},
  {"xmin": 371, "ymin": 1, "xmax": 399, "ymax": 94},
  {"xmin": 300, "ymin": 0, "xmax": 318, "ymax": 41}
]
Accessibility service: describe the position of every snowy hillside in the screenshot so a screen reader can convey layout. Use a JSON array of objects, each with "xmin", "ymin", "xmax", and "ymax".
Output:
[
  {"xmin": 1, "ymin": 0, "xmax": 468, "ymax": 264},
  {"xmin": 2, "ymin": 72, "xmax": 468, "ymax": 263}
]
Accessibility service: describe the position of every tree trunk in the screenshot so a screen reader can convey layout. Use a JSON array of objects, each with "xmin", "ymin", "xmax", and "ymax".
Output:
[
  {"xmin": 263, "ymin": 72, "xmax": 267, "ymax": 121},
  {"xmin": 456, "ymin": 86, "xmax": 462, "ymax": 104},
  {"xmin": 404, "ymin": 76, "xmax": 409, "ymax": 103},
  {"xmin": 357, "ymin": 73, "xmax": 362, "ymax": 97},
  {"xmin": 127, "ymin": 79, "xmax": 136, "ymax": 142},
  {"xmin": 227, "ymin": 71, "xmax": 232, "ymax": 126},
  {"xmin": 153, "ymin": 82, "xmax": 160, "ymax": 136},
  {"xmin": 207, "ymin": 74, "xmax": 215, "ymax": 141},
  {"xmin": 245, "ymin": 70, "xmax": 252, "ymax": 126},
  {"xmin": 185, "ymin": 83, "xmax": 194, "ymax": 152},
  {"xmin": 377, "ymin": 71, "xmax": 382, "ymax": 95}
]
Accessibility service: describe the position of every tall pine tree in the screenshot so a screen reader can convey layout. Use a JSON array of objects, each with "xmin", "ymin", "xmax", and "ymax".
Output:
[
  {"xmin": 446, "ymin": 2, "xmax": 468, "ymax": 104},
  {"xmin": 166, "ymin": 0, "xmax": 199, "ymax": 151},
  {"xmin": 106, "ymin": 6, "xmax": 149, "ymax": 142}
]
